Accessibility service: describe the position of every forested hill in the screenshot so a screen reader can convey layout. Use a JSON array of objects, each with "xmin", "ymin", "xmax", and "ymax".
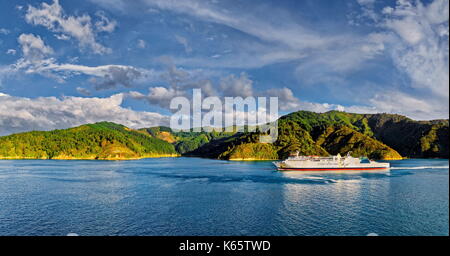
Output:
[
  {"xmin": 281, "ymin": 111, "xmax": 449, "ymax": 158},
  {"xmin": 0, "ymin": 122, "xmax": 178, "ymax": 160},
  {"xmin": 180, "ymin": 111, "xmax": 448, "ymax": 160},
  {"xmin": 186, "ymin": 116, "xmax": 403, "ymax": 160},
  {"xmin": 0, "ymin": 111, "xmax": 447, "ymax": 161}
]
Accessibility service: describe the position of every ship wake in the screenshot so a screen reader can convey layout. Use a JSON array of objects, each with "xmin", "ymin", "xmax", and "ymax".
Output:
[{"xmin": 390, "ymin": 166, "xmax": 449, "ymax": 170}]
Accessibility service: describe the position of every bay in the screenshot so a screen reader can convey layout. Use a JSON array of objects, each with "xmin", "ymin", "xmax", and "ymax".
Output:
[{"xmin": 0, "ymin": 158, "xmax": 447, "ymax": 236}]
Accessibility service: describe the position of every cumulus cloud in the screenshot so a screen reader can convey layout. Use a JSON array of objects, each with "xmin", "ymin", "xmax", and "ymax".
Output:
[
  {"xmin": 220, "ymin": 73, "xmax": 254, "ymax": 98},
  {"xmin": 127, "ymin": 66, "xmax": 368, "ymax": 116},
  {"xmin": 265, "ymin": 87, "xmax": 351, "ymax": 113},
  {"xmin": 18, "ymin": 33, "xmax": 54, "ymax": 60},
  {"xmin": 94, "ymin": 11, "xmax": 117, "ymax": 33},
  {"xmin": 129, "ymin": 86, "xmax": 185, "ymax": 109},
  {"xmin": 86, "ymin": 65, "xmax": 145, "ymax": 90},
  {"xmin": 127, "ymin": 61, "xmax": 219, "ymax": 109},
  {"xmin": 0, "ymin": 93, "xmax": 169, "ymax": 136},
  {"xmin": 10, "ymin": 33, "xmax": 61, "ymax": 81},
  {"xmin": 25, "ymin": 0, "xmax": 115, "ymax": 54},
  {"xmin": 265, "ymin": 87, "xmax": 301, "ymax": 111}
]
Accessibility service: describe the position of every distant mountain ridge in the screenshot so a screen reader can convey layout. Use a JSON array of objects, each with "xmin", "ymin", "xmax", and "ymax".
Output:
[{"xmin": 0, "ymin": 111, "xmax": 448, "ymax": 160}]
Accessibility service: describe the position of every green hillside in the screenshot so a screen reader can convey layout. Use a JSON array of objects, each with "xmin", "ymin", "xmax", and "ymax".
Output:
[
  {"xmin": 139, "ymin": 110, "xmax": 447, "ymax": 160},
  {"xmin": 0, "ymin": 122, "xmax": 178, "ymax": 160},
  {"xmin": 0, "ymin": 110, "xmax": 447, "ymax": 161},
  {"xmin": 315, "ymin": 125, "xmax": 402, "ymax": 160},
  {"xmin": 139, "ymin": 126, "xmax": 236, "ymax": 154},
  {"xmin": 366, "ymin": 114, "xmax": 448, "ymax": 158},
  {"xmin": 187, "ymin": 119, "xmax": 401, "ymax": 160},
  {"xmin": 281, "ymin": 111, "xmax": 448, "ymax": 158}
]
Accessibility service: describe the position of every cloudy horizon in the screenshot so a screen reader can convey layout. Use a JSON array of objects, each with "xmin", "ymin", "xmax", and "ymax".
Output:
[{"xmin": 0, "ymin": 0, "xmax": 448, "ymax": 135}]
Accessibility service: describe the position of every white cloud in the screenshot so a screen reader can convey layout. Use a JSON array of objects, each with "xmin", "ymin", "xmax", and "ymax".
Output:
[
  {"xmin": 0, "ymin": 93, "xmax": 169, "ymax": 136},
  {"xmin": 82, "ymin": 65, "xmax": 146, "ymax": 90},
  {"xmin": 95, "ymin": 11, "xmax": 117, "ymax": 33},
  {"xmin": 424, "ymin": 0, "xmax": 449, "ymax": 24},
  {"xmin": 305, "ymin": 0, "xmax": 449, "ymax": 120},
  {"xmin": 0, "ymin": 28, "xmax": 10, "ymax": 35},
  {"xmin": 6, "ymin": 49, "xmax": 17, "ymax": 55},
  {"xmin": 129, "ymin": 87, "xmax": 185, "ymax": 109},
  {"xmin": 265, "ymin": 87, "xmax": 301, "ymax": 111},
  {"xmin": 381, "ymin": 0, "xmax": 449, "ymax": 101},
  {"xmin": 18, "ymin": 33, "xmax": 54, "ymax": 60},
  {"xmin": 146, "ymin": 86, "xmax": 182, "ymax": 104},
  {"xmin": 137, "ymin": 39, "xmax": 147, "ymax": 49},
  {"xmin": 34, "ymin": 0, "xmax": 448, "ymax": 121},
  {"xmin": 265, "ymin": 87, "xmax": 351, "ymax": 113},
  {"xmin": 386, "ymin": 18, "xmax": 424, "ymax": 45},
  {"xmin": 25, "ymin": 0, "xmax": 115, "ymax": 54},
  {"xmin": 220, "ymin": 73, "xmax": 253, "ymax": 98},
  {"xmin": 367, "ymin": 91, "xmax": 448, "ymax": 120},
  {"xmin": 54, "ymin": 34, "xmax": 70, "ymax": 40},
  {"xmin": 354, "ymin": 0, "xmax": 379, "ymax": 23},
  {"xmin": 11, "ymin": 39, "xmax": 154, "ymax": 90},
  {"xmin": 49, "ymin": 63, "xmax": 155, "ymax": 90},
  {"xmin": 76, "ymin": 87, "xmax": 92, "ymax": 96}
]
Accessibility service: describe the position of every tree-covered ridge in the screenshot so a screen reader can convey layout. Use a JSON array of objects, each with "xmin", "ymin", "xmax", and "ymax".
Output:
[
  {"xmin": 366, "ymin": 114, "xmax": 448, "ymax": 158},
  {"xmin": 139, "ymin": 126, "xmax": 236, "ymax": 154},
  {"xmin": 315, "ymin": 125, "xmax": 402, "ymax": 160},
  {"xmin": 282, "ymin": 111, "xmax": 449, "ymax": 158},
  {"xmin": 0, "ymin": 122, "xmax": 177, "ymax": 160},
  {"xmin": 0, "ymin": 110, "xmax": 447, "ymax": 161},
  {"xmin": 141, "ymin": 110, "xmax": 447, "ymax": 160},
  {"xmin": 187, "ymin": 120, "xmax": 401, "ymax": 160}
]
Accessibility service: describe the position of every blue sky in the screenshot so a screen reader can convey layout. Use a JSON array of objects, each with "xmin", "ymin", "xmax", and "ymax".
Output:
[{"xmin": 0, "ymin": 0, "xmax": 448, "ymax": 135}]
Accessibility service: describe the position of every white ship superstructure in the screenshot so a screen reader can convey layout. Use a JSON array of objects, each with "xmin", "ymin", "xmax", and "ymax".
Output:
[{"xmin": 273, "ymin": 152, "xmax": 389, "ymax": 171}]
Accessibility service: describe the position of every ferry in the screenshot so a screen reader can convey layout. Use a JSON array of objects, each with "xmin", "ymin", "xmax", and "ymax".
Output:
[{"xmin": 273, "ymin": 152, "xmax": 389, "ymax": 171}]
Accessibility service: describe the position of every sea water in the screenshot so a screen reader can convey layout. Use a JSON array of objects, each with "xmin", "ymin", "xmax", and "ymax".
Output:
[{"xmin": 0, "ymin": 158, "xmax": 447, "ymax": 236}]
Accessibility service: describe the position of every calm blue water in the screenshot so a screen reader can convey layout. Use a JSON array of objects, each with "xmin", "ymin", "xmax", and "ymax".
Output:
[{"xmin": 0, "ymin": 158, "xmax": 448, "ymax": 236}]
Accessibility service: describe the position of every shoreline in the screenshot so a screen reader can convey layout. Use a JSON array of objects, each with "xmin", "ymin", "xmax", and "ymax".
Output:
[
  {"xmin": 228, "ymin": 158, "xmax": 277, "ymax": 161},
  {"xmin": 0, "ymin": 155, "xmax": 446, "ymax": 161},
  {"xmin": 0, "ymin": 154, "xmax": 180, "ymax": 161}
]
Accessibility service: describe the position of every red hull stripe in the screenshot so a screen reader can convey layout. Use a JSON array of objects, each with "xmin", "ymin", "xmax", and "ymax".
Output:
[{"xmin": 278, "ymin": 167, "xmax": 388, "ymax": 171}]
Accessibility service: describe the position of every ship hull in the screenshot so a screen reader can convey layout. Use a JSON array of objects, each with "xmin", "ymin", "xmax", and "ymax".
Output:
[
  {"xmin": 276, "ymin": 167, "xmax": 389, "ymax": 171},
  {"xmin": 272, "ymin": 155, "xmax": 390, "ymax": 172}
]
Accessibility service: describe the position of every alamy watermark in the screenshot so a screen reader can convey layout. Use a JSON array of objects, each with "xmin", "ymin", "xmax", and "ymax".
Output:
[{"xmin": 169, "ymin": 89, "xmax": 279, "ymax": 143}]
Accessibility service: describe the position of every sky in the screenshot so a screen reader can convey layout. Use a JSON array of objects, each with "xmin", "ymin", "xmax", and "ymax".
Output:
[{"xmin": 0, "ymin": 0, "xmax": 448, "ymax": 135}]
